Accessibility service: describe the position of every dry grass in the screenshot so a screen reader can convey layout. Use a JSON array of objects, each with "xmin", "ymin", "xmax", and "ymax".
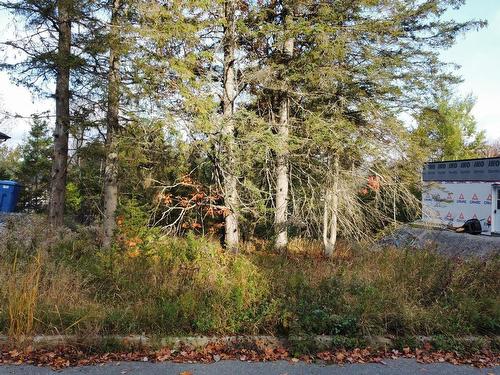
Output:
[
  {"xmin": 0, "ymin": 216, "xmax": 103, "ymax": 340},
  {"xmin": 6, "ymin": 252, "xmax": 42, "ymax": 339},
  {"xmin": 1, "ymin": 256, "xmax": 102, "ymax": 340}
]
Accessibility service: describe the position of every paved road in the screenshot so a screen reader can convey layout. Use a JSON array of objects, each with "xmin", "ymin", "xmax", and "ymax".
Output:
[{"xmin": 0, "ymin": 360, "xmax": 497, "ymax": 375}]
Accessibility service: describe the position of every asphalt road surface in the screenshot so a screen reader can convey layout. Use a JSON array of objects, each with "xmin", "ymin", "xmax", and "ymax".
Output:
[{"xmin": 0, "ymin": 360, "xmax": 498, "ymax": 375}]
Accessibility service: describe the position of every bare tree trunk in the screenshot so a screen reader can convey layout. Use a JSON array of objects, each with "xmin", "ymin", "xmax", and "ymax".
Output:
[
  {"xmin": 322, "ymin": 189, "xmax": 329, "ymax": 251},
  {"xmin": 274, "ymin": 9, "xmax": 294, "ymax": 252},
  {"xmin": 274, "ymin": 93, "xmax": 290, "ymax": 251},
  {"xmin": 103, "ymin": 0, "xmax": 121, "ymax": 248},
  {"xmin": 323, "ymin": 157, "xmax": 339, "ymax": 257},
  {"xmin": 221, "ymin": 0, "xmax": 239, "ymax": 253},
  {"xmin": 48, "ymin": 0, "xmax": 72, "ymax": 227}
]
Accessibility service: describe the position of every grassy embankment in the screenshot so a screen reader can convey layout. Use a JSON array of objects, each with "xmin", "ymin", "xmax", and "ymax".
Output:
[{"xmin": 0, "ymin": 215, "xmax": 498, "ymax": 353}]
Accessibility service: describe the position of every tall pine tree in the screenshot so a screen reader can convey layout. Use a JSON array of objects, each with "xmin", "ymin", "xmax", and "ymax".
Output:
[{"xmin": 0, "ymin": 0, "xmax": 97, "ymax": 225}]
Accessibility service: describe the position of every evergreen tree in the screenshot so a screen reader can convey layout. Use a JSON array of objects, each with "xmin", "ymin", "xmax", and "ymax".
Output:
[
  {"xmin": 18, "ymin": 117, "xmax": 53, "ymax": 211},
  {"xmin": 243, "ymin": 0, "xmax": 485, "ymax": 254},
  {"xmin": 413, "ymin": 93, "xmax": 486, "ymax": 161},
  {"xmin": 274, "ymin": 1, "xmax": 294, "ymax": 252},
  {"xmin": 47, "ymin": 0, "xmax": 72, "ymax": 225},
  {"xmin": 103, "ymin": 0, "xmax": 125, "ymax": 248},
  {"xmin": 0, "ymin": 145, "xmax": 21, "ymax": 181},
  {"xmin": 220, "ymin": 0, "xmax": 241, "ymax": 252},
  {"xmin": 0, "ymin": 0, "xmax": 99, "ymax": 225}
]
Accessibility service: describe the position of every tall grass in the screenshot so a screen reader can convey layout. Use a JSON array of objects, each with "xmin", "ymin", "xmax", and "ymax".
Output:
[
  {"xmin": 7, "ymin": 251, "xmax": 41, "ymax": 339},
  {"xmin": 0, "ymin": 215, "xmax": 498, "ymax": 342},
  {"xmin": 0, "ymin": 216, "xmax": 103, "ymax": 339}
]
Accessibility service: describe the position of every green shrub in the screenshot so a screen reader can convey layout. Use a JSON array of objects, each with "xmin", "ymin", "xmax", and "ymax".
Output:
[{"xmin": 51, "ymin": 223, "xmax": 272, "ymax": 335}]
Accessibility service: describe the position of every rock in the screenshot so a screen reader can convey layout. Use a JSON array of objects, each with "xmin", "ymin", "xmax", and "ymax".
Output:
[{"xmin": 366, "ymin": 336, "xmax": 393, "ymax": 350}]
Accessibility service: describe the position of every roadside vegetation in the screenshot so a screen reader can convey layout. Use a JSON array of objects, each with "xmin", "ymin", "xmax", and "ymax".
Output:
[
  {"xmin": 1, "ymin": 215, "xmax": 498, "ymax": 350},
  {"xmin": 0, "ymin": 0, "xmax": 499, "ymax": 362}
]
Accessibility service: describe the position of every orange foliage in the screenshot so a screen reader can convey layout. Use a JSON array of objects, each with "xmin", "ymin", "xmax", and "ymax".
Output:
[{"xmin": 368, "ymin": 175, "xmax": 380, "ymax": 191}]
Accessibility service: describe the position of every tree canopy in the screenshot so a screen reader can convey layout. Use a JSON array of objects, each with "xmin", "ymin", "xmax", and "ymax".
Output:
[
  {"xmin": 0, "ymin": 0, "xmax": 487, "ymax": 255},
  {"xmin": 413, "ymin": 93, "xmax": 486, "ymax": 161}
]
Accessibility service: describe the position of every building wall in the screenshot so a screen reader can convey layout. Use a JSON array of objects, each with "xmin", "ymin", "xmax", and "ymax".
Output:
[{"xmin": 422, "ymin": 181, "xmax": 494, "ymax": 235}]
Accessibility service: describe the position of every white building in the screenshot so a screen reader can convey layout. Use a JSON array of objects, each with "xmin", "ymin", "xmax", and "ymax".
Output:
[{"xmin": 422, "ymin": 157, "xmax": 500, "ymax": 235}]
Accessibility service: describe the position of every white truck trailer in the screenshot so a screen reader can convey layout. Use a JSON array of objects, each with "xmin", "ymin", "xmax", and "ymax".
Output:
[{"xmin": 422, "ymin": 157, "xmax": 500, "ymax": 235}]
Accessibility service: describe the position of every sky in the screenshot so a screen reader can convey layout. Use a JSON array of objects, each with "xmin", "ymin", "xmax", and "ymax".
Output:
[{"xmin": 0, "ymin": 1, "xmax": 499, "ymax": 145}]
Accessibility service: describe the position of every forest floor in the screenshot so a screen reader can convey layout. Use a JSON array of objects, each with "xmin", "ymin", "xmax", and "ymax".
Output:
[{"xmin": 380, "ymin": 225, "xmax": 500, "ymax": 258}]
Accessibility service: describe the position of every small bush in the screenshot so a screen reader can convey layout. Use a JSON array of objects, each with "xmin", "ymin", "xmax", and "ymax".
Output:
[
  {"xmin": 430, "ymin": 335, "xmax": 489, "ymax": 355},
  {"xmin": 52, "ymin": 220, "xmax": 272, "ymax": 335}
]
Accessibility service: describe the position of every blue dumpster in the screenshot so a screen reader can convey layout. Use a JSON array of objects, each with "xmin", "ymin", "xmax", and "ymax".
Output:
[{"xmin": 0, "ymin": 180, "xmax": 21, "ymax": 213}]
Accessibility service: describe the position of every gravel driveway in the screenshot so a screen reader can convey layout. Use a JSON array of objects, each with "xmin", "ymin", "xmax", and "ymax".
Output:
[{"xmin": 380, "ymin": 225, "xmax": 500, "ymax": 258}]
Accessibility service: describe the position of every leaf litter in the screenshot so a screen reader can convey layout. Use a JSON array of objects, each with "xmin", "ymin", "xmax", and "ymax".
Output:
[{"xmin": 0, "ymin": 343, "xmax": 497, "ymax": 370}]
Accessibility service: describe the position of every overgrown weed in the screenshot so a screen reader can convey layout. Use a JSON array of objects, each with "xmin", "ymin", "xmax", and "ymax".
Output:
[
  {"xmin": 6, "ymin": 251, "xmax": 41, "ymax": 339},
  {"xmin": 0, "ymin": 215, "xmax": 498, "ymax": 346}
]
